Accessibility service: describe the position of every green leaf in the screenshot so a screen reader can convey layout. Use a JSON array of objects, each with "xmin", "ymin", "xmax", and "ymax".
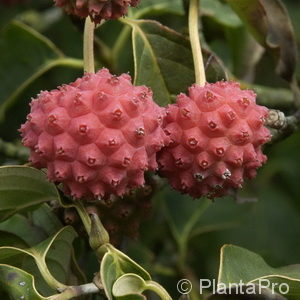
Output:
[
  {"xmin": 28, "ymin": 226, "xmax": 78, "ymax": 286},
  {"xmin": 189, "ymin": 196, "xmax": 256, "ymax": 240},
  {"xmin": 162, "ymin": 187, "xmax": 211, "ymax": 250},
  {"xmin": 0, "ymin": 204, "xmax": 64, "ymax": 248},
  {"xmin": 0, "ymin": 226, "xmax": 79, "ymax": 297},
  {"xmin": 0, "ymin": 205, "xmax": 85, "ymax": 295},
  {"xmin": 218, "ymin": 244, "xmax": 300, "ymax": 296},
  {"xmin": 101, "ymin": 245, "xmax": 151, "ymax": 300},
  {"xmin": 113, "ymin": 295, "xmax": 146, "ymax": 300},
  {"xmin": 202, "ymin": 0, "xmax": 242, "ymax": 28},
  {"xmin": 227, "ymin": 0, "xmax": 298, "ymax": 84},
  {"xmin": 112, "ymin": 274, "xmax": 145, "ymax": 297},
  {"xmin": 101, "ymin": 252, "xmax": 120, "ymax": 300},
  {"xmin": 30, "ymin": 205, "xmax": 86, "ymax": 286},
  {"xmin": 107, "ymin": 246, "xmax": 151, "ymax": 280},
  {"xmin": 0, "ymin": 264, "xmax": 48, "ymax": 300},
  {"xmin": 131, "ymin": 0, "xmax": 184, "ymax": 18},
  {"xmin": 0, "ymin": 203, "xmax": 68, "ymax": 251},
  {"xmin": 0, "ymin": 214, "xmax": 46, "ymax": 247},
  {"xmin": 30, "ymin": 204, "xmax": 63, "ymax": 237},
  {"xmin": 0, "ymin": 21, "xmax": 83, "ymax": 123},
  {"xmin": 226, "ymin": 27, "xmax": 264, "ymax": 81},
  {"xmin": 124, "ymin": 19, "xmax": 226, "ymax": 106},
  {"xmin": 0, "ymin": 21, "xmax": 60, "ymax": 111},
  {"xmin": 0, "ymin": 4, "xmax": 25, "ymax": 29},
  {"xmin": 113, "ymin": 274, "xmax": 171, "ymax": 300},
  {"xmin": 0, "ymin": 166, "xmax": 60, "ymax": 221},
  {"xmin": 0, "ymin": 1, "xmax": 50, "ymax": 28}
]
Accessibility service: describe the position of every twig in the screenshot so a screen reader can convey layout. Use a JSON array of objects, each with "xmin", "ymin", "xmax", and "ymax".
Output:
[
  {"xmin": 267, "ymin": 109, "xmax": 300, "ymax": 143},
  {"xmin": 51, "ymin": 282, "xmax": 101, "ymax": 300}
]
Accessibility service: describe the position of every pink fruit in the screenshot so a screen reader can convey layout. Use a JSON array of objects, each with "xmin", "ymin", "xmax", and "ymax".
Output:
[
  {"xmin": 20, "ymin": 69, "xmax": 168, "ymax": 199},
  {"xmin": 54, "ymin": 0, "xmax": 140, "ymax": 23},
  {"xmin": 157, "ymin": 81, "xmax": 271, "ymax": 199}
]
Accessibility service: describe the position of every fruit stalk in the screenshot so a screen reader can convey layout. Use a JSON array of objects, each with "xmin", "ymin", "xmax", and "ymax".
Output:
[
  {"xmin": 189, "ymin": 0, "xmax": 206, "ymax": 86},
  {"xmin": 75, "ymin": 200, "xmax": 92, "ymax": 233},
  {"xmin": 84, "ymin": 17, "xmax": 95, "ymax": 73}
]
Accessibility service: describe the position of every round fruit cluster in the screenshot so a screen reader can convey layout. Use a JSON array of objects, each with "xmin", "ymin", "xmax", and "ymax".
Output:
[
  {"xmin": 20, "ymin": 69, "xmax": 271, "ymax": 200},
  {"xmin": 20, "ymin": 69, "xmax": 168, "ymax": 199},
  {"xmin": 158, "ymin": 82, "xmax": 270, "ymax": 198}
]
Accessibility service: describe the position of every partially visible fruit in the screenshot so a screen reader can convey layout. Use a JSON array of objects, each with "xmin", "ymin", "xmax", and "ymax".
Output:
[{"xmin": 54, "ymin": 0, "xmax": 140, "ymax": 23}]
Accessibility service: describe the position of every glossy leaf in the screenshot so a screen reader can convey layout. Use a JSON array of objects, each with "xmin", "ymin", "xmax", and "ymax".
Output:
[
  {"xmin": 218, "ymin": 244, "xmax": 300, "ymax": 296},
  {"xmin": 162, "ymin": 187, "xmax": 211, "ymax": 249},
  {"xmin": 0, "ymin": 1, "xmax": 50, "ymax": 29},
  {"xmin": 113, "ymin": 274, "xmax": 145, "ymax": 298},
  {"xmin": 0, "ymin": 226, "xmax": 79, "ymax": 297},
  {"xmin": 101, "ymin": 245, "xmax": 150, "ymax": 300},
  {"xmin": 0, "ymin": 204, "xmax": 64, "ymax": 249},
  {"xmin": 28, "ymin": 226, "xmax": 79, "ymax": 287},
  {"xmin": 0, "ymin": 264, "xmax": 48, "ymax": 300},
  {"xmin": 107, "ymin": 246, "xmax": 151, "ymax": 280},
  {"xmin": 0, "ymin": 214, "xmax": 46, "ymax": 247},
  {"xmin": 30, "ymin": 204, "xmax": 63, "ymax": 237},
  {"xmin": 131, "ymin": 0, "xmax": 183, "ymax": 18},
  {"xmin": 0, "ymin": 21, "xmax": 60, "ymax": 113},
  {"xmin": 0, "ymin": 205, "xmax": 85, "ymax": 295},
  {"xmin": 0, "ymin": 4, "xmax": 26, "ymax": 29},
  {"xmin": 227, "ymin": 0, "xmax": 298, "ymax": 83},
  {"xmin": 0, "ymin": 21, "xmax": 83, "ymax": 123},
  {"xmin": 189, "ymin": 196, "xmax": 256, "ymax": 239},
  {"xmin": 113, "ymin": 295, "xmax": 146, "ymax": 300},
  {"xmin": 0, "ymin": 166, "xmax": 60, "ymax": 221},
  {"xmin": 202, "ymin": 0, "xmax": 242, "ymax": 28},
  {"xmin": 113, "ymin": 273, "xmax": 171, "ymax": 300},
  {"xmin": 101, "ymin": 252, "xmax": 120, "ymax": 300},
  {"xmin": 226, "ymin": 27, "xmax": 264, "ymax": 81},
  {"xmin": 126, "ymin": 19, "xmax": 226, "ymax": 106}
]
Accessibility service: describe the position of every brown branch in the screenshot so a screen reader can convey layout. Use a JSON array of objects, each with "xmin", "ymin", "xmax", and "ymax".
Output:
[{"xmin": 267, "ymin": 109, "xmax": 300, "ymax": 143}]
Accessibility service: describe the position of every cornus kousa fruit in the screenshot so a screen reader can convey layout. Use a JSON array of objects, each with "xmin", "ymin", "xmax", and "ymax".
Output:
[
  {"xmin": 158, "ymin": 81, "xmax": 271, "ymax": 199},
  {"xmin": 54, "ymin": 0, "xmax": 140, "ymax": 23},
  {"xmin": 20, "ymin": 69, "xmax": 168, "ymax": 199}
]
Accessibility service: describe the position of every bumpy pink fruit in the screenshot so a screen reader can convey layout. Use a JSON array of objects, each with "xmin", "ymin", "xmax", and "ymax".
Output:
[
  {"xmin": 20, "ymin": 69, "xmax": 168, "ymax": 199},
  {"xmin": 54, "ymin": 0, "xmax": 140, "ymax": 23},
  {"xmin": 158, "ymin": 81, "xmax": 271, "ymax": 199}
]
